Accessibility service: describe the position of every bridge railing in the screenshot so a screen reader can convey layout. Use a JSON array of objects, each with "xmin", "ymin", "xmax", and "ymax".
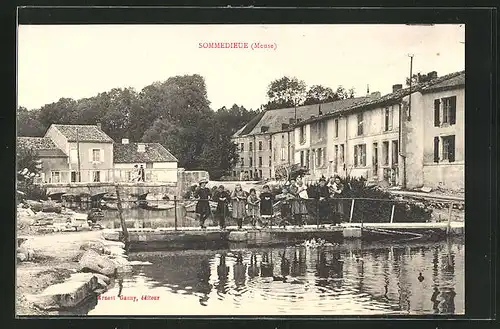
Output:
[
  {"xmin": 38, "ymin": 168, "xmax": 178, "ymax": 184},
  {"xmin": 59, "ymin": 195, "xmax": 461, "ymax": 231}
]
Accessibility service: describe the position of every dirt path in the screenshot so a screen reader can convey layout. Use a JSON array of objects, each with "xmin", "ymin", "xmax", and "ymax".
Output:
[{"xmin": 16, "ymin": 230, "xmax": 104, "ymax": 316}]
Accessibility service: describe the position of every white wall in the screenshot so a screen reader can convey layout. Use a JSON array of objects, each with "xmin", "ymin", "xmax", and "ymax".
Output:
[{"xmin": 113, "ymin": 162, "xmax": 178, "ymax": 183}]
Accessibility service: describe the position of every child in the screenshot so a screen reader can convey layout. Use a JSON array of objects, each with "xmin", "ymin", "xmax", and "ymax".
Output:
[
  {"xmin": 259, "ymin": 185, "xmax": 274, "ymax": 227},
  {"xmin": 247, "ymin": 188, "xmax": 261, "ymax": 227},
  {"xmin": 289, "ymin": 179, "xmax": 308, "ymax": 226},
  {"xmin": 231, "ymin": 184, "xmax": 247, "ymax": 229}
]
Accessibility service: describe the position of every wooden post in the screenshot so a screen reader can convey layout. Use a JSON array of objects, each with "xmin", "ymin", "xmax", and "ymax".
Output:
[
  {"xmin": 174, "ymin": 195, "xmax": 178, "ymax": 231},
  {"xmin": 390, "ymin": 204, "xmax": 395, "ymax": 223},
  {"xmin": 447, "ymin": 202, "xmax": 453, "ymax": 235},
  {"xmin": 349, "ymin": 199, "xmax": 355, "ymax": 223},
  {"xmin": 115, "ymin": 184, "xmax": 129, "ymax": 249}
]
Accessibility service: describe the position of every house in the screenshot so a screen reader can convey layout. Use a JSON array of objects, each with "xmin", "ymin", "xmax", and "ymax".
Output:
[
  {"xmin": 292, "ymin": 70, "xmax": 464, "ymax": 190},
  {"xmin": 16, "ymin": 137, "xmax": 69, "ymax": 183},
  {"xmin": 232, "ymin": 96, "xmax": 374, "ymax": 180},
  {"xmin": 113, "ymin": 139, "xmax": 178, "ymax": 183},
  {"xmin": 44, "ymin": 123, "xmax": 114, "ymax": 183}
]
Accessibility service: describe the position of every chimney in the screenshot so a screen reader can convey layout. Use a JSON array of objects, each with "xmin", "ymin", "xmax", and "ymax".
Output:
[
  {"xmin": 96, "ymin": 122, "xmax": 102, "ymax": 129},
  {"xmin": 137, "ymin": 143, "xmax": 146, "ymax": 153},
  {"xmin": 289, "ymin": 118, "xmax": 296, "ymax": 124},
  {"xmin": 427, "ymin": 71, "xmax": 438, "ymax": 80},
  {"xmin": 392, "ymin": 84, "xmax": 403, "ymax": 93},
  {"xmin": 281, "ymin": 123, "xmax": 289, "ymax": 130},
  {"xmin": 370, "ymin": 91, "xmax": 381, "ymax": 98},
  {"xmin": 261, "ymin": 126, "xmax": 269, "ymax": 133},
  {"xmin": 121, "ymin": 138, "xmax": 129, "ymax": 144}
]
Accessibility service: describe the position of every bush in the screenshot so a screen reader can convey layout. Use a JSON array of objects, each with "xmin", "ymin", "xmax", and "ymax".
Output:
[{"xmin": 304, "ymin": 176, "xmax": 432, "ymax": 223}]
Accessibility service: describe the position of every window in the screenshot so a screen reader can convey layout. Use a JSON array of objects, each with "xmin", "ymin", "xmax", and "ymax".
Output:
[
  {"xmin": 249, "ymin": 142, "xmax": 253, "ymax": 151},
  {"xmin": 92, "ymin": 171, "xmax": 101, "ymax": 182},
  {"xmin": 384, "ymin": 108, "xmax": 394, "ymax": 131},
  {"xmin": 249, "ymin": 157, "xmax": 253, "ymax": 167},
  {"xmin": 258, "ymin": 141, "xmax": 263, "ymax": 151},
  {"xmin": 268, "ymin": 140, "xmax": 272, "ymax": 149},
  {"xmin": 334, "ymin": 119, "xmax": 339, "ymax": 138},
  {"xmin": 240, "ymin": 143, "xmax": 244, "ymax": 152},
  {"xmin": 353, "ymin": 144, "xmax": 367, "ymax": 167},
  {"xmin": 250, "ymin": 170, "xmax": 253, "ymax": 178},
  {"xmin": 300, "ymin": 126, "xmax": 306, "ymax": 144},
  {"xmin": 357, "ymin": 113, "xmax": 364, "ymax": 136},
  {"xmin": 273, "ymin": 148, "xmax": 277, "ymax": 161},
  {"xmin": 232, "ymin": 171, "xmax": 236, "ymax": 177},
  {"xmin": 434, "ymin": 96, "xmax": 457, "ymax": 126},
  {"xmin": 240, "ymin": 157, "xmax": 244, "ymax": 166},
  {"xmin": 269, "ymin": 156, "xmax": 272, "ymax": 167},
  {"xmin": 92, "ymin": 149, "xmax": 100, "ymax": 162},
  {"xmin": 339, "ymin": 144, "xmax": 345, "ymax": 165},
  {"xmin": 71, "ymin": 171, "xmax": 77, "ymax": 183},
  {"xmin": 259, "ymin": 170, "xmax": 263, "ymax": 178},
  {"xmin": 259, "ymin": 157, "xmax": 263, "ymax": 167},
  {"xmin": 315, "ymin": 121, "xmax": 327, "ymax": 140},
  {"xmin": 382, "ymin": 141, "xmax": 389, "ymax": 166},
  {"xmin": 51, "ymin": 171, "xmax": 60, "ymax": 183},
  {"xmin": 372, "ymin": 143, "xmax": 378, "ymax": 175},
  {"xmin": 316, "ymin": 148, "xmax": 322, "ymax": 167},
  {"xmin": 306, "ymin": 150, "xmax": 310, "ymax": 169},
  {"xmin": 391, "ymin": 140, "xmax": 399, "ymax": 166},
  {"xmin": 442, "ymin": 135, "xmax": 456, "ymax": 162},
  {"xmin": 300, "ymin": 151, "xmax": 304, "ymax": 167}
]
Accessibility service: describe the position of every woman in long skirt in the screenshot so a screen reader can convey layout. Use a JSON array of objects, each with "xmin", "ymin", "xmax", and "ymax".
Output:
[
  {"xmin": 194, "ymin": 179, "xmax": 211, "ymax": 228},
  {"xmin": 231, "ymin": 184, "xmax": 247, "ymax": 229},
  {"xmin": 290, "ymin": 179, "xmax": 308, "ymax": 226},
  {"xmin": 259, "ymin": 185, "xmax": 274, "ymax": 227}
]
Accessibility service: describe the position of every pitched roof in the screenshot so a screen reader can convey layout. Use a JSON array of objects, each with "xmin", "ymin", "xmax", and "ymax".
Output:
[
  {"xmin": 296, "ymin": 70, "xmax": 465, "ymax": 126},
  {"xmin": 50, "ymin": 124, "xmax": 114, "ymax": 143},
  {"xmin": 17, "ymin": 137, "xmax": 68, "ymax": 157},
  {"xmin": 234, "ymin": 97, "xmax": 372, "ymax": 137},
  {"xmin": 113, "ymin": 143, "xmax": 178, "ymax": 163}
]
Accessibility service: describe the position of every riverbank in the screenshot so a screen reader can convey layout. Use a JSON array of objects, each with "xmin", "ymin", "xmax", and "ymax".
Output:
[{"xmin": 16, "ymin": 230, "xmax": 130, "ymax": 315}]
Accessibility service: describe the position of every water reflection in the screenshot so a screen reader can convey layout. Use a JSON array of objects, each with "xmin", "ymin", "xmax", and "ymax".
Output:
[{"xmin": 87, "ymin": 238, "xmax": 464, "ymax": 316}]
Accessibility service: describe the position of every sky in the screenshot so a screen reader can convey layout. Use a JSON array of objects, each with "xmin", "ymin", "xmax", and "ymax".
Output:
[{"xmin": 17, "ymin": 24, "xmax": 465, "ymax": 111}]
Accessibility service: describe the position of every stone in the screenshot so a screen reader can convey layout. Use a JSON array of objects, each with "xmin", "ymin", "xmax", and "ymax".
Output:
[
  {"xmin": 17, "ymin": 252, "xmax": 27, "ymax": 262},
  {"xmin": 228, "ymin": 231, "xmax": 248, "ymax": 242},
  {"xmin": 26, "ymin": 200, "xmax": 43, "ymax": 212},
  {"xmin": 28, "ymin": 273, "xmax": 99, "ymax": 310},
  {"xmin": 41, "ymin": 201, "xmax": 62, "ymax": 214},
  {"xmin": 78, "ymin": 249, "xmax": 117, "ymax": 277},
  {"xmin": 101, "ymin": 230, "xmax": 120, "ymax": 241},
  {"xmin": 96, "ymin": 278, "xmax": 108, "ymax": 289},
  {"xmin": 80, "ymin": 241, "xmax": 106, "ymax": 255},
  {"xmin": 343, "ymin": 227, "xmax": 362, "ymax": 239},
  {"xmin": 93, "ymin": 273, "xmax": 111, "ymax": 285},
  {"xmin": 420, "ymin": 187, "xmax": 433, "ymax": 193}
]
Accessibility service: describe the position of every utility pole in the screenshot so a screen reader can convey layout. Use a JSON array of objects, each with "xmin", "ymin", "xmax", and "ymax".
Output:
[
  {"xmin": 408, "ymin": 54, "xmax": 414, "ymax": 121},
  {"xmin": 76, "ymin": 127, "xmax": 82, "ymax": 182}
]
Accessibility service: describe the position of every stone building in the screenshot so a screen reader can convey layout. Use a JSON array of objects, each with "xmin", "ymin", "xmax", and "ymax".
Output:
[
  {"xmin": 232, "ymin": 97, "xmax": 373, "ymax": 180},
  {"xmin": 293, "ymin": 70, "xmax": 464, "ymax": 190}
]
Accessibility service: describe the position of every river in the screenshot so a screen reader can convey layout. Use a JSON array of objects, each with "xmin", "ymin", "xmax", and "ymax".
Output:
[{"xmin": 75, "ymin": 237, "xmax": 464, "ymax": 316}]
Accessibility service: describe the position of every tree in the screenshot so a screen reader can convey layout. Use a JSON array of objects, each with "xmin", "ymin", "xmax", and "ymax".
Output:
[
  {"xmin": 303, "ymin": 85, "xmax": 338, "ymax": 105},
  {"xmin": 266, "ymin": 76, "xmax": 306, "ymax": 110},
  {"xmin": 17, "ymin": 107, "xmax": 46, "ymax": 137},
  {"xmin": 214, "ymin": 104, "xmax": 257, "ymax": 135},
  {"xmin": 38, "ymin": 98, "xmax": 79, "ymax": 127}
]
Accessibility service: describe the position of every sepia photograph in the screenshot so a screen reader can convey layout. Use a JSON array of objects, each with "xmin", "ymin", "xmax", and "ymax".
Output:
[{"xmin": 16, "ymin": 23, "xmax": 465, "ymax": 316}]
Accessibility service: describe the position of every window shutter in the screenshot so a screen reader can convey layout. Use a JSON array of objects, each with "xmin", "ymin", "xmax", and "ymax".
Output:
[
  {"xmin": 434, "ymin": 99, "xmax": 440, "ymax": 127},
  {"xmin": 388, "ymin": 109, "xmax": 393, "ymax": 130},
  {"xmin": 449, "ymin": 136, "xmax": 456, "ymax": 162},
  {"xmin": 88, "ymin": 149, "xmax": 93, "ymax": 163},
  {"xmin": 433, "ymin": 137, "xmax": 440, "ymax": 163},
  {"xmin": 450, "ymin": 96, "xmax": 457, "ymax": 125},
  {"xmin": 354, "ymin": 146, "xmax": 358, "ymax": 166},
  {"xmin": 100, "ymin": 149, "xmax": 104, "ymax": 163}
]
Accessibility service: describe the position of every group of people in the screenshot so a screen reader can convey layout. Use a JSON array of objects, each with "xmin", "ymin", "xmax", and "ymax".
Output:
[
  {"xmin": 192, "ymin": 175, "xmax": 346, "ymax": 230},
  {"xmin": 129, "ymin": 164, "xmax": 146, "ymax": 182}
]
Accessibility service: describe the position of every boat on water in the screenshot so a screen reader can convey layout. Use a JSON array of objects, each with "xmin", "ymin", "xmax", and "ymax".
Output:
[{"xmin": 140, "ymin": 201, "xmax": 175, "ymax": 211}]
